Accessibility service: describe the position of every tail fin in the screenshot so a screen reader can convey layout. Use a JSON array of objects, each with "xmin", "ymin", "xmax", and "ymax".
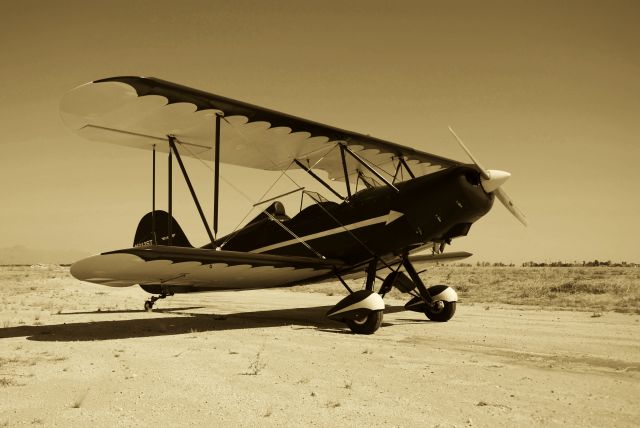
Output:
[{"xmin": 133, "ymin": 210, "xmax": 192, "ymax": 247}]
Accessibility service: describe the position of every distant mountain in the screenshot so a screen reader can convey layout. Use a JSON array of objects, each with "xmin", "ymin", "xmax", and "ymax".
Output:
[{"xmin": 0, "ymin": 245, "xmax": 91, "ymax": 265}]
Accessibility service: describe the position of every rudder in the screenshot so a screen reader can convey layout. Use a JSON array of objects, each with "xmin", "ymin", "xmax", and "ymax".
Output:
[{"xmin": 133, "ymin": 210, "xmax": 192, "ymax": 247}]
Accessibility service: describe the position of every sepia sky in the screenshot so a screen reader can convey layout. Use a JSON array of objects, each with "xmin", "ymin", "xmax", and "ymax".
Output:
[{"xmin": 1, "ymin": 0, "xmax": 638, "ymax": 263}]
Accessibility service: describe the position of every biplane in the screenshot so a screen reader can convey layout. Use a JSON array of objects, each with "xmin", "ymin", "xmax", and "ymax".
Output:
[{"xmin": 61, "ymin": 76, "xmax": 527, "ymax": 334}]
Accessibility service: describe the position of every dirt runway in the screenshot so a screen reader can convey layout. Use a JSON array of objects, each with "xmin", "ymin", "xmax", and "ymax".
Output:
[{"xmin": 1, "ymin": 284, "xmax": 638, "ymax": 427}]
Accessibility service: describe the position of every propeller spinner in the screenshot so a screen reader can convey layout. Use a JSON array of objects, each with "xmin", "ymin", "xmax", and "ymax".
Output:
[{"xmin": 448, "ymin": 127, "xmax": 528, "ymax": 226}]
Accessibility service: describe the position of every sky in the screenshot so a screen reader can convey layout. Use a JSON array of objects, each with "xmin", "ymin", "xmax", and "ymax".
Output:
[{"xmin": 1, "ymin": 0, "xmax": 639, "ymax": 263}]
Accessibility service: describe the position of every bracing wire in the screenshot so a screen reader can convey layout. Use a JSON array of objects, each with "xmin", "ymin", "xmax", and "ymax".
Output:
[
  {"xmin": 304, "ymin": 191, "xmax": 393, "ymax": 271},
  {"xmin": 220, "ymin": 116, "xmax": 305, "ymax": 192},
  {"xmin": 176, "ymin": 132, "xmax": 325, "ymax": 258},
  {"xmin": 216, "ymin": 117, "xmax": 343, "ymax": 247},
  {"xmin": 177, "ymin": 115, "xmax": 407, "ymax": 259},
  {"xmin": 217, "ymin": 159, "xmax": 297, "ymax": 249}
]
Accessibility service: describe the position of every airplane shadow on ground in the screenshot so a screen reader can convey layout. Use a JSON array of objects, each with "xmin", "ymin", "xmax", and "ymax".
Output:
[
  {"xmin": 56, "ymin": 306, "xmax": 206, "ymax": 315},
  {"xmin": 0, "ymin": 305, "xmax": 424, "ymax": 342}
]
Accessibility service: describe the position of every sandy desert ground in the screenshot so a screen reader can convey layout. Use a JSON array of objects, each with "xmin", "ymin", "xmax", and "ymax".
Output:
[{"xmin": 0, "ymin": 266, "xmax": 638, "ymax": 427}]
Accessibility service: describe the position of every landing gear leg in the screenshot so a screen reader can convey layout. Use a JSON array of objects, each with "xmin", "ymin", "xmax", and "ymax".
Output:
[
  {"xmin": 402, "ymin": 257, "xmax": 433, "ymax": 304},
  {"xmin": 365, "ymin": 259, "xmax": 377, "ymax": 291},
  {"xmin": 144, "ymin": 292, "xmax": 174, "ymax": 312}
]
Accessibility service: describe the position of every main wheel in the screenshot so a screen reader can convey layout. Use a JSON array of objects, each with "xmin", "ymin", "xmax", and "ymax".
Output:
[
  {"xmin": 144, "ymin": 301, "xmax": 154, "ymax": 312},
  {"xmin": 424, "ymin": 301, "xmax": 456, "ymax": 322},
  {"xmin": 346, "ymin": 310, "xmax": 383, "ymax": 334}
]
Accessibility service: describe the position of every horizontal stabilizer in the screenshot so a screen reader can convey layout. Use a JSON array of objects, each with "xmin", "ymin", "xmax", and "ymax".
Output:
[{"xmin": 335, "ymin": 251, "xmax": 472, "ymax": 282}]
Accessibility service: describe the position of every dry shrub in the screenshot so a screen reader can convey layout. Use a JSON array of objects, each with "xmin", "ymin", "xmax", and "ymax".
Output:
[
  {"xmin": 549, "ymin": 281, "xmax": 607, "ymax": 295},
  {"xmin": 0, "ymin": 377, "xmax": 18, "ymax": 387}
]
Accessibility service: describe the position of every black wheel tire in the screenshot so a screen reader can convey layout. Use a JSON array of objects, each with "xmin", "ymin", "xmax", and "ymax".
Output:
[
  {"xmin": 346, "ymin": 310, "xmax": 383, "ymax": 334},
  {"xmin": 424, "ymin": 301, "xmax": 456, "ymax": 322},
  {"xmin": 144, "ymin": 301, "xmax": 154, "ymax": 312}
]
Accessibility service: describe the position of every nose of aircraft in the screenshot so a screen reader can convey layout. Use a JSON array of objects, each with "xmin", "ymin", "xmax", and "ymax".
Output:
[
  {"xmin": 481, "ymin": 169, "xmax": 511, "ymax": 193},
  {"xmin": 448, "ymin": 127, "xmax": 527, "ymax": 226}
]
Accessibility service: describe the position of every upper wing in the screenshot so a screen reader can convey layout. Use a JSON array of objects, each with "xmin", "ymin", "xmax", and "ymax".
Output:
[
  {"xmin": 70, "ymin": 245, "xmax": 343, "ymax": 290},
  {"xmin": 60, "ymin": 76, "xmax": 462, "ymax": 181}
]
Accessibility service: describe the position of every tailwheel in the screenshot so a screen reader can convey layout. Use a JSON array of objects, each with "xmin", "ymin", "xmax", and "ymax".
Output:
[
  {"xmin": 424, "ymin": 300, "xmax": 456, "ymax": 322},
  {"xmin": 346, "ymin": 310, "xmax": 384, "ymax": 335},
  {"xmin": 143, "ymin": 292, "xmax": 173, "ymax": 312}
]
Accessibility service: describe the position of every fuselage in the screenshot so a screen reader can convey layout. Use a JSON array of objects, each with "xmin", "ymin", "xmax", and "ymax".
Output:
[{"xmin": 215, "ymin": 166, "xmax": 493, "ymax": 264}]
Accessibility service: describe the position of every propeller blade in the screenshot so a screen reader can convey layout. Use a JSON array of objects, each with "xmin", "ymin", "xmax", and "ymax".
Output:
[
  {"xmin": 495, "ymin": 188, "xmax": 528, "ymax": 226},
  {"xmin": 448, "ymin": 126, "xmax": 527, "ymax": 226},
  {"xmin": 448, "ymin": 126, "xmax": 489, "ymax": 179}
]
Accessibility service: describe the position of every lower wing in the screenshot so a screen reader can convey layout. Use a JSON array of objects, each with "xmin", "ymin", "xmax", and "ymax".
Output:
[
  {"xmin": 337, "ymin": 251, "xmax": 473, "ymax": 281},
  {"xmin": 70, "ymin": 246, "xmax": 344, "ymax": 290}
]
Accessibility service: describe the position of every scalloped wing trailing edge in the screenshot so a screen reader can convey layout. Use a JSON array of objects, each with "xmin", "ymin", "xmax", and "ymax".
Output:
[{"xmin": 60, "ymin": 76, "xmax": 462, "ymax": 182}]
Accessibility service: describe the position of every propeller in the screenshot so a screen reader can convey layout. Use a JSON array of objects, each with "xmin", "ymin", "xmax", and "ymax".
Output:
[{"xmin": 448, "ymin": 127, "xmax": 528, "ymax": 226}]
